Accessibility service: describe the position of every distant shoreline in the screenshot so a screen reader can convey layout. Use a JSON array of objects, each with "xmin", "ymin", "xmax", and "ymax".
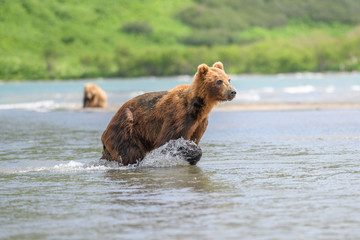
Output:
[
  {"xmin": 214, "ymin": 102, "xmax": 360, "ymax": 111},
  {"xmin": 1, "ymin": 70, "xmax": 359, "ymax": 83},
  {"xmin": 83, "ymin": 102, "xmax": 360, "ymax": 113}
]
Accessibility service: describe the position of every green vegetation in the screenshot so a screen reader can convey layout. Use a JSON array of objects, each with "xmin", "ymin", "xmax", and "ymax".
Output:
[{"xmin": 1, "ymin": 0, "xmax": 360, "ymax": 80}]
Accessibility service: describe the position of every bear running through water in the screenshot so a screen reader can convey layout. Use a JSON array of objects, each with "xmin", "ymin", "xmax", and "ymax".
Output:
[{"xmin": 101, "ymin": 62, "xmax": 236, "ymax": 165}]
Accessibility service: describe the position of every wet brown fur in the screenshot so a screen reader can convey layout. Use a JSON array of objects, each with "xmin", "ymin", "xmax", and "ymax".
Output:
[{"xmin": 101, "ymin": 61, "xmax": 236, "ymax": 165}]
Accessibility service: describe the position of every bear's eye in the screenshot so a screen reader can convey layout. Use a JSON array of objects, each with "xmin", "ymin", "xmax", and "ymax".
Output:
[{"xmin": 217, "ymin": 80, "xmax": 223, "ymax": 85}]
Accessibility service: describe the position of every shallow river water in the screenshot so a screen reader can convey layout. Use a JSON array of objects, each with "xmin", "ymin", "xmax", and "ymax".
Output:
[
  {"xmin": 1, "ymin": 75, "xmax": 360, "ymax": 239},
  {"xmin": 1, "ymin": 109, "xmax": 360, "ymax": 240}
]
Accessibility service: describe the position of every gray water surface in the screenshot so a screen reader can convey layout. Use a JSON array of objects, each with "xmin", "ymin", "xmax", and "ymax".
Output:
[{"xmin": 1, "ymin": 109, "xmax": 360, "ymax": 240}]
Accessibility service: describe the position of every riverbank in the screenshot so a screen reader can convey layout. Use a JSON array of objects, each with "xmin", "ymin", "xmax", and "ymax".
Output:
[
  {"xmin": 214, "ymin": 102, "xmax": 360, "ymax": 111},
  {"xmin": 80, "ymin": 102, "xmax": 360, "ymax": 114},
  {"xmin": 1, "ymin": 74, "xmax": 360, "ymax": 113},
  {"xmin": 1, "ymin": 1, "xmax": 360, "ymax": 80}
]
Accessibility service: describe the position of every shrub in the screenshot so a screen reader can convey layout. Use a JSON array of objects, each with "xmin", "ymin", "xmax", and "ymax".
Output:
[
  {"xmin": 121, "ymin": 21, "xmax": 153, "ymax": 35},
  {"xmin": 181, "ymin": 29, "xmax": 242, "ymax": 46},
  {"xmin": 177, "ymin": 0, "xmax": 360, "ymax": 32}
]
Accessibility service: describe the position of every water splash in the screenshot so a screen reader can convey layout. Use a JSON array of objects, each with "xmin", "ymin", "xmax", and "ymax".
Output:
[
  {"xmin": 137, "ymin": 138, "xmax": 197, "ymax": 168},
  {"xmin": 351, "ymin": 85, "xmax": 360, "ymax": 91},
  {"xmin": 53, "ymin": 159, "xmax": 122, "ymax": 172},
  {"xmin": 0, "ymin": 100, "xmax": 60, "ymax": 112},
  {"xmin": 0, "ymin": 100, "xmax": 82, "ymax": 112},
  {"xmin": 1, "ymin": 139, "xmax": 199, "ymax": 174},
  {"xmin": 283, "ymin": 85, "xmax": 316, "ymax": 94},
  {"xmin": 1, "ymin": 159, "xmax": 123, "ymax": 174}
]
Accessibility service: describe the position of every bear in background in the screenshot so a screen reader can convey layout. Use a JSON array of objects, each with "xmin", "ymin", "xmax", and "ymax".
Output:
[
  {"xmin": 83, "ymin": 83, "xmax": 107, "ymax": 108},
  {"xmin": 101, "ymin": 61, "xmax": 236, "ymax": 165}
]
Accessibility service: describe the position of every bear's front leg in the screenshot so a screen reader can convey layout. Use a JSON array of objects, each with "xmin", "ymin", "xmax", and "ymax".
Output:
[
  {"xmin": 154, "ymin": 119, "xmax": 203, "ymax": 165},
  {"xmin": 190, "ymin": 118, "xmax": 208, "ymax": 144},
  {"xmin": 179, "ymin": 141, "xmax": 202, "ymax": 165},
  {"xmin": 159, "ymin": 139, "xmax": 203, "ymax": 165}
]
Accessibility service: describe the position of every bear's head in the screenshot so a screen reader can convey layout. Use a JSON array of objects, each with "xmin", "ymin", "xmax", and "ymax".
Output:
[{"xmin": 195, "ymin": 61, "xmax": 236, "ymax": 102}]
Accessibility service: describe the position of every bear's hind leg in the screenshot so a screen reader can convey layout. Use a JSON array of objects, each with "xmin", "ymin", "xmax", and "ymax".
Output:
[
  {"xmin": 120, "ymin": 142, "xmax": 145, "ymax": 165},
  {"xmin": 102, "ymin": 108, "xmax": 146, "ymax": 165},
  {"xmin": 101, "ymin": 141, "xmax": 145, "ymax": 165}
]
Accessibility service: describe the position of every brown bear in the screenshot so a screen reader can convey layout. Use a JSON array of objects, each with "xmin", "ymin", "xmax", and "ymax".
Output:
[
  {"xmin": 83, "ymin": 83, "xmax": 107, "ymax": 108},
  {"xmin": 101, "ymin": 61, "xmax": 236, "ymax": 165}
]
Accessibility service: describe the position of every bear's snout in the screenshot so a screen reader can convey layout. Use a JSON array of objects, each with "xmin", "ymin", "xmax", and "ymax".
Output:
[{"xmin": 227, "ymin": 89, "xmax": 237, "ymax": 100}]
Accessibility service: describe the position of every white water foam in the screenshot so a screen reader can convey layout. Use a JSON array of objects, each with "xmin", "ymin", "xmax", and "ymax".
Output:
[
  {"xmin": 351, "ymin": 85, "xmax": 360, "ymax": 91},
  {"xmin": 277, "ymin": 72, "xmax": 324, "ymax": 80},
  {"xmin": 283, "ymin": 85, "xmax": 315, "ymax": 94},
  {"xmin": 2, "ymin": 139, "xmax": 195, "ymax": 174},
  {"xmin": 262, "ymin": 87, "xmax": 275, "ymax": 93},
  {"xmin": 1, "ymin": 160, "xmax": 123, "ymax": 174},
  {"xmin": 54, "ymin": 159, "xmax": 122, "ymax": 172},
  {"xmin": 0, "ymin": 100, "xmax": 81, "ymax": 112},
  {"xmin": 0, "ymin": 100, "xmax": 60, "ymax": 112},
  {"xmin": 325, "ymin": 86, "xmax": 335, "ymax": 93},
  {"xmin": 136, "ymin": 138, "xmax": 192, "ymax": 168},
  {"xmin": 236, "ymin": 90, "xmax": 261, "ymax": 102}
]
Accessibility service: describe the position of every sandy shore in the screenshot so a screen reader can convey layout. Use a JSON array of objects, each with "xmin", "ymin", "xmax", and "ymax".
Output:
[
  {"xmin": 213, "ymin": 102, "xmax": 360, "ymax": 111},
  {"xmin": 82, "ymin": 102, "xmax": 360, "ymax": 113}
]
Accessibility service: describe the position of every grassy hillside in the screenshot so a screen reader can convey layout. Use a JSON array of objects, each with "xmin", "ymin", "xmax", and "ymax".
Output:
[{"xmin": 1, "ymin": 0, "xmax": 360, "ymax": 80}]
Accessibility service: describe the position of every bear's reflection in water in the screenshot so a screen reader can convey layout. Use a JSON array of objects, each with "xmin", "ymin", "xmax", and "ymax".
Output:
[
  {"xmin": 103, "ymin": 166, "xmax": 219, "ymax": 227},
  {"xmin": 104, "ymin": 166, "xmax": 215, "ymax": 198},
  {"xmin": 102, "ymin": 139, "xmax": 231, "ymax": 214}
]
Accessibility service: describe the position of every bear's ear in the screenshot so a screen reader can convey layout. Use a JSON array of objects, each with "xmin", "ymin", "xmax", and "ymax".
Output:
[
  {"xmin": 197, "ymin": 63, "xmax": 209, "ymax": 76},
  {"xmin": 213, "ymin": 61, "xmax": 224, "ymax": 70}
]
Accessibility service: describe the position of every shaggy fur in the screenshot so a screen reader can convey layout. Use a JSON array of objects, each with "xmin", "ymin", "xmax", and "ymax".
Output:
[
  {"xmin": 101, "ymin": 62, "xmax": 236, "ymax": 165},
  {"xmin": 83, "ymin": 83, "xmax": 107, "ymax": 108}
]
